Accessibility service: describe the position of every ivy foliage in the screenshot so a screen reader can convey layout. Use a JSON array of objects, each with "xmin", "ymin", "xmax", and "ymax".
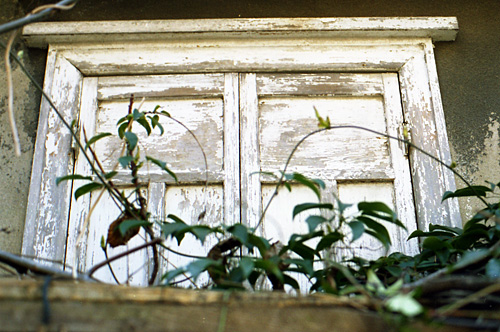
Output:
[{"xmin": 56, "ymin": 105, "xmax": 500, "ymax": 325}]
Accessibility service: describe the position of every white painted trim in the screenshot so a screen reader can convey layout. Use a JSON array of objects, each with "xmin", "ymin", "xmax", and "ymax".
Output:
[
  {"xmin": 23, "ymin": 18, "xmax": 461, "ymax": 264},
  {"xmin": 22, "ymin": 17, "xmax": 458, "ymax": 48}
]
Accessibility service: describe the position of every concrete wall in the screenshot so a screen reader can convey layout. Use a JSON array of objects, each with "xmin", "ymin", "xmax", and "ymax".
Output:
[
  {"xmin": 0, "ymin": 0, "xmax": 45, "ymax": 255},
  {"xmin": 1, "ymin": 0, "xmax": 499, "ymax": 254}
]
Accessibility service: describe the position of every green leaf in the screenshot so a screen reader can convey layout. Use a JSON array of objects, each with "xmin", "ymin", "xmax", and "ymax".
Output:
[
  {"xmin": 357, "ymin": 216, "xmax": 391, "ymax": 247},
  {"xmin": 366, "ymin": 269, "xmax": 385, "ymax": 294},
  {"xmin": 284, "ymin": 172, "xmax": 324, "ymax": 200},
  {"xmin": 118, "ymin": 156, "xmax": 134, "ymax": 168},
  {"xmin": 442, "ymin": 185, "xmax": 492, "ymax": 202},
  {"xmin": 408, "ymin": 229, "xmax": 457, "ymax": 240},
  {"xmin": 74, "ymin": 182, "xmax": 103, "ymax": 200},
  {"xmin": 137, "ymin": 117, "xmax": 152, "ymax": 136},
  {"xmin": 283, "ymin": 274, "xmax": 300, "ymax": 290},
  {"xmin": 161, "ymin": 110, "xmax": 171, "ymax": 117},
  {"xmin": 146, "ymin": 156, "xmax": 178, "ymax": 182},
  {"xmin": 429, "ymin": 224, "xmax": 463, "ymax": 235},
  {"xmin": 85, "ymin": 132, "xmax": 112, "ymax": 149},
  {"xmin": 292, "ymin": 203, "xmax": 333, "ymax": 219},
  {"xmin": 348, "ymin": 221, "xmax": 365, "ymax": 241},
  {"xmin": 166, "ymin": 214, "xmax": 186, "ymax": 224},
  {"xmin": 486, "ymin": 259, "xmax": 500, "ymax": 279},
  {"xmin": 161, "ymin": 221, "xmax": 188, "ymax": 235},
  {"xmin": 289, "ymin": 242, "xmax": 315, "ymax": 260},
  {"xmin": 149, "ymin": 114, "xmax": 164, "ymax": 135},
  {"xmin": 118, "ymin": 219, "xmax": 151, "ymax": 236},
  {"xmin": 422, "ymin": 236, "xmax": 450, "ymax": 251},
  {"xmin": 239, "ymin": 257, "xmax": 255, "ymax": 279},
  {"xmin": 451, "ymin": 249, "xmax": 489, "ymax": 272},
  {"xmin": 118, "ymin": 122, "xmax": 129, "ymax": 139},
  {"xmin": 56, "ymin": 174, "xmax": 92, "ymax": 185},
  {"xmin": 384, "ymin": 278, "xmax": 404, "ymax": 296},
  {"xmin": 316, "ymin": 232, "xmax": 343, "ymax": 251},
  {"xmin": 254, "ymin": 259, "xmax": 283, "ymax": 283},
  {"xmin": 190, "ymin": 225, "xmax": 213, "ymax": 244},
  {"xmin": 359, "ymin": 201, "xmax": 395, "ymax": 216},
  {"xmin": 227, "ymin": 224, "xmax": 249, "ymax": 244},
  {"xmin": 248, "ymin": 234, "xmax": 270, "ymax": 256},
  {"xmin": 314, "ymin": 107, "xmax": 331, "ymax": 129},
  {"xmin": 116, "ymin": 115, "xmax": 130, "ymax": 126},
  {"xmin": 384, "ymin": 266, "xmax": 403, "ymax": 278},
  {"xmin": 124, "ymin": 132, "xmax": 138, "ymax": 151},
  {"xmin": 187, "ymin": 258, "xmax": 219, "ymax": 280},
  {"xmin": 103, "ymin": 171, "xmax": 118, "ymax": 180},
  {"xmin": 161, "ymin": 222, "xmax": 190, "ymax": 245},
  {"xmin": 132, "ymin": 108, "xmax": 143, "ymax": 120},
  {"xmin": 283, "ymin": 258, "xmax": 314, "ymax": 276},
  {"xmin": 305, "ymin": 215, "xmax": 327, "ymax": 232},
  {"xmin": 162, "ymin": 215, "xmax": 191, "ymax": 244},
  {"xmin": 386, "ymin": 293, "xmax": 424, "ymax": 317},
  {"xmin": 163, "ymin": 267, "xmax": 186, "ymax": 283},
  {"xmin": 358, "ymin": 202, "xmax": 403, "ymax": 227},
  {"xmin": 288, "ymin": 231, "xmax": 324, "ymax": 247}
]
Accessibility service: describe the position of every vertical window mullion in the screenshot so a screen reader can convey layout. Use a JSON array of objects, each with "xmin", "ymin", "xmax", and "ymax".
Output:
[
  {"xmin": 223, "ymin": 73, "xmax": 241, "ymax": 225},
  {"xmin": 239, "ymin": 73, "xmax": 262, "ymax": 229}
]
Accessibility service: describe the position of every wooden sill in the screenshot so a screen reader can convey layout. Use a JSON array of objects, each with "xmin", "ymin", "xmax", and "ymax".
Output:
[{"xmin": 0, "ymin": 279, "xmax": 492, "ymax": 332}]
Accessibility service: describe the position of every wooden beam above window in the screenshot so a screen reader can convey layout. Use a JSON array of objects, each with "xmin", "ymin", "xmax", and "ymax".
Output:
[{"xmin": 22, "ymin": 17, "xmax": 458, "ymax": 48}]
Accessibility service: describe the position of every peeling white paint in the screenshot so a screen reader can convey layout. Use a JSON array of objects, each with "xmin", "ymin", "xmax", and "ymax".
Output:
[{"xmin": 23, "ymin": 19, "xmax": 459, "ymax": 283}]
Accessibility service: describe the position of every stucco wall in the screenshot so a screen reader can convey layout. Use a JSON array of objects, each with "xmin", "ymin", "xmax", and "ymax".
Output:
[
  {"xmin": 1, "ymin": 0, "xmax": 499, "ymax": 254},
  {"xmin": 0, "ymin": 0, "xmax": 45, "ymax": 255}
]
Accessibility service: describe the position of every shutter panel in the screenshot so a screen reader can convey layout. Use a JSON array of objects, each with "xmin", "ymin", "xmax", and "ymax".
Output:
[
  {"xmin": 66, "ymin": 74, "xmax": 237, "ymax": 285},
  {"xmin": 241, "ymin": 73, "xmax": 419, "ymax": 266},
  {"xmin": 67, "ymin": 72, "xmax": 418, "ymax": 286}
]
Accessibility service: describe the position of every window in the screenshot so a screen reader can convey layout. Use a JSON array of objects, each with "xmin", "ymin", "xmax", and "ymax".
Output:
[{"xmin": 22, "ymin": 18, "xmax": 461, "ymax": 285}]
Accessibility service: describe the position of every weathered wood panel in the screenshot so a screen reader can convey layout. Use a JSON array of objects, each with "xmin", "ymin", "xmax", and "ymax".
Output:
[
  {"xmin": 335, "ymin": 182, "xmax": 397, "ymax": 260},
  {"xmin": 22, "ymin": 17, "xmax": 459, "ymax": 49},
  {"xmin": 162, "ymin": 185, "xmax": 224, "ymax": 287},
  {"xmin": 22, "ymin": 20, "xmax": 462, "ymax": 288},
  {"xmin": 259, "ymin": 97, "xmax": 392, "ymax": 179},
  {"xmin": 381, "ymin": 73, "xmax": 419, "ymax": 255},
  {"xmin": 256, "ymin": 73, "xmax": 384, "ymax": 96},
  {"xmin": 93, "ymin": 99, "xmax": 224, "ymax": 183},
  {"xmin": 97, "ymin": 74, "xmax": 224, "ymax": 100},
  {"xmin": 399, "ymin": 55, "xmax": 458, "ymax": 231},
  {"xmin": 65, "ymin": 77, "xmax": 99, "ymax": 274},
  {"xmin": 240, "ymin": 73, "xmax": 262, "ymax": 229},
  {"xmin": 223, "ymin": 73, "xmax": 241, "ymax": 226},
  {"xmin": 421, "ymin": 40, "xmax": 461, "ymax": 228},
  {"xmin": 0, "ymin": 279, "xmax": 484, "ymax": 332},
  {"xmin": 51, "ymin": 41, "xmax": 420, "ymax": 75},
  {"xmin": 22, "ymin": 54, "xmax": 83, "ymax": 264}
]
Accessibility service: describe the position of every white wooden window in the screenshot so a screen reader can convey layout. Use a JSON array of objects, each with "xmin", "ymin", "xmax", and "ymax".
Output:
[{"xmin": 22, "ymin": 18, "xmax": 461, "ymax": 286}]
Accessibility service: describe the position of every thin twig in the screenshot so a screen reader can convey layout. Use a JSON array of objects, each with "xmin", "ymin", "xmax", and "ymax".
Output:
[
  {"xmin": 103, "ymin": 246, "xmax": 120, "ymax": 285},
  {"xmin": 0, "ymin": 40, "xmax": 129, "ymax": 210},
  {"xmin": 2, "ymin": 0, "xmax": 78, "ymax": 157},
  {"xmin": 157, "ymin": 247, "xmax": 198, "ymax": 288},
  {"xmin": 0, "ymin": 249, "xmax": 92, "ymax": 281},
  {"xmin": 4, "ymin": 30, "xmax": 21, "ymax": 156},
  {"xmin": 403, "ymin": 239, "xmax": 500, "ymax": 291},
  {"xmin": 436, "ymin": 282, "xmax": 500, "ymax": 315},
  {"xmin": 87, "ymin": 238, "xmax": 161, "ymax": 279},
  {"xmin": 256, "ymin": 125, "xmax": 489, "ymax": 232},
  {"xmin": 159, "ymin": 242, "xmax": 208, "ymax": 260},
  {"xmin": 148, "ymin": 111, "xmax": 210, "ymax": 219}
]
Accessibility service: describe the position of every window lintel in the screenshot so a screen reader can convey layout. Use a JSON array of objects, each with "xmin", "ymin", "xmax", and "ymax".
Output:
[{"xmin": 23, "ymin": 17, "xmax": 458, "ymax": 49}]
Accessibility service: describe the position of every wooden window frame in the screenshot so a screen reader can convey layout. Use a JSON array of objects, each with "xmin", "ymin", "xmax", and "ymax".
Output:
[{"xmin": 21, "ymin": 17, "xmax": 461, "ymax": 264}]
